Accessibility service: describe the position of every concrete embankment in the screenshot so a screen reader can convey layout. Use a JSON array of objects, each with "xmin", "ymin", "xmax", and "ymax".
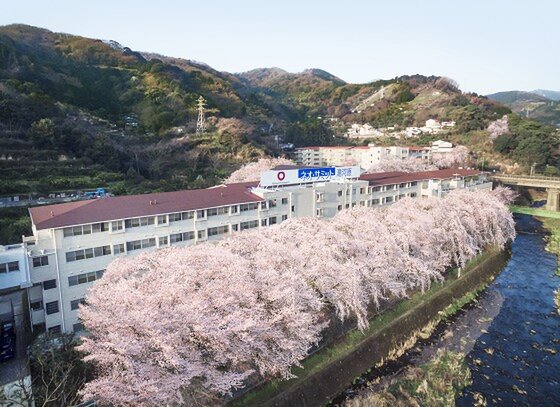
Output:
[{"xmin": 231, "ymin": 248, "xmax": 510, "ymax": 407}]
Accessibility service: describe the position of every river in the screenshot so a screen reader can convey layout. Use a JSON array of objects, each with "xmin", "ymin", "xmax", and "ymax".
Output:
[{"xmin": 333, "ymin": 214, "xmax": 560, "ymax": 406}]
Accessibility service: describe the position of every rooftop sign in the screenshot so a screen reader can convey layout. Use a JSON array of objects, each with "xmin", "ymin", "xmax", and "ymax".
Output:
[{"xmin": 260, "ymin": 166, "xmax": 361, "ymax": 187}]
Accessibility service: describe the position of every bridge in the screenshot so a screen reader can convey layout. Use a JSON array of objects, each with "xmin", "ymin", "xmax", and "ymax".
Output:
[{"xmin": 490, "ymin": 174, "xmax": 560, "ymax": 211}]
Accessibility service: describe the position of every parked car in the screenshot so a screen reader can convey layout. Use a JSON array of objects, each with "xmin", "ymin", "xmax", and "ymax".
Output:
[{"xmin": 0, "ymin": 321, "xmax": 15, "ymax": 361}]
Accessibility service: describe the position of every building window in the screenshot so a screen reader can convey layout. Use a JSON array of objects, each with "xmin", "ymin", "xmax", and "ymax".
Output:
[
  {"xmin": 207, "ymin": 207, "xmax": 229, "ymax": 217},
  {"xmin": 338, "ymin": 205, "xmax": 342, "ymax": 211},
  {"xmin": 43, "ymin": 279, "xmax": 57, "ymax": 290},
  {"xmin": 70, "ymin": 298, "xmax": 85, "ymax": 311},
  {"xmin": 208, "ymin": 226, "xmax": 229, "ymax": 237},
  {"xmin": 158, "ymin": 236, "xmax": 169, "ymax": 246},
  {"xmin": 111, "ymin": 220, "xmax": 124, "ymax": 231},
  {"xmin": 63, "ymin": 223, "xmax": 108, "ymax": 237},
  {"xmin": 197, "ymin": 230, "xmax": 207, "ymax": 239},
  {"xmin": 92, "ymin": 223, "xmax": 110, "ymax": 233},
  {"xmin": 169, "ymin": 212, "xmax": 194, "ymax": 223},
  {"xmin": 0, "ymin": 261, "xmax": 20, "ymax": 273},
  {"xmin": 345, "ymin": 204, "xmax": 350, "ymax": 209},
  {"xmin": 48, "ymin": 325, "xmax": 61, "ymax": 334},
  {"xmin": 372, "ymin": 186, "xmax": 381, "ymax": 192},
  {"xmin": 231, "ymin": 224, "xmax": 239, "ymax": 232},
  {"xmin": 269, "ymin": 217, "xmax": 277, "ymax": 225},
  {"xmin": 73, "ymin": 323, "xmax": 84, "ymax": 332},
  {"xmin": 196, "ymin": 210, "xmax": 206, "ymax": 219},
  {"xmin": 33, "ymin": 256, "xmax": 49, "ymax": 267},
  {"xmin": 124, "ymin": 217, "xmax": 155, "ymax": 229},
  {"xmin": 169, "ymin": 213, "xmax": 181, "ymax": 222},
  {"xmin": 386, "ymin": 196, "xmax": 394, "ymax": 203},
  {"xmin": 281, "ymin": 215, "xmax": 288, "ymax": 221},
  {"xmin": 268, "ymin": 199, "xmax": 277, "ymax": 208},
  {"xmin": 291, "ymin": 205, "xmax": 295, "ymax": 213},
  {"xmin": 113, "ymin": 243, "xmax": 125, "ymax": 255},
  {"xmin": 281, "ymin": 198, "xmax": 289, "ymax": 205},
  {"xmin": 372, "ymin": 198, "xmax": 380, "ymax": 205},
  {"xmin": 240, "ymin": 203, "xmax": 259, "ymax": 212},
  {"xmin": 66, "ymin": 245, "xmax": 111, "ymax": 262},
  {"xmin": 230, "ymin": 205, "xmax": 238, "ymax": 214},
  {"xmin": 126, "ymin": 238, "xmax": 156, "ymax": 252},
  {"xmin": 30, "ymin": 301, "xmax": 43, "ymax": 311},
  {"xmin": 411, "ymin": 181, "xmax": 418, "ymax": 186},
  {"xmin": 338, "ymin": 190, "xmax": 343, "ymax": 197},
  {"xmin": 157, "ymin": 215, "xmax": 168, "ymax": 225},
  {"xmin": 170, "ymin": 232, "xmax": 195, "ymax": 244},
  {"xmin": 45, "ymin": 301, "xmax": 59, "ymax": 315},
  {"xmin": 68, "ymin": 270, "xmax": 104, "ymax": 287},
  {"xmin": 359, "ymin": 188, "xmax": 365, "ymax": 194},
  {"xmin": 240, "ymin": 220, "xmax": 259, "ymax": 230},
  {"xmin": 261, "ymin": 219, "xmax": 267, "ymax": 227},
  {"xmin": 400, "ymin": 183, "xmax": 407, "ymax": 188}
]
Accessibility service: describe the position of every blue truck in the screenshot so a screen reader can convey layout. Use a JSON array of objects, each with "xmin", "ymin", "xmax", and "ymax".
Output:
[{"xmin": 84, "ymin": 188, "xmax": 107, "ymax": 199}]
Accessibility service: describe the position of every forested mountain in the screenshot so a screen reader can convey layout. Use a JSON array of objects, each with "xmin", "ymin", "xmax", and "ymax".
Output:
[
  {"xmin": 533, "ymin": 89, "xmax": 560, "ymax": 101},
  {"xmin": 487, "ymin": 90, "xmax": 560, "ymax": 128},
  {"xmin": 0, "ymin": 24, "xmax": 558, "ymax": 200}
]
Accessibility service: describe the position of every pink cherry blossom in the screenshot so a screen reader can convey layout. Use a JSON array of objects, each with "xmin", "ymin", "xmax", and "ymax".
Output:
[
  {"xmin": 225, "ymin": 157, "xmax": 295, "ymax": 183},
  {"xmin": 79, "ymin": 189, "xmax": 515, "ymax": 405}
]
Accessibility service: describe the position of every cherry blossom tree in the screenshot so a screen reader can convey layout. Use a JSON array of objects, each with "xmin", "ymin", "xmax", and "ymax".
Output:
[
  {"xmin": 367, "ymin": 156, "xmax": 437, "ymax": 173},
  {"xmin": 487, "ymin": 115, "xmax": 509, "ymax": 139},
  {"xmin": 79, "ymin": 189, "xmax": 515, "ymax": 405},
  {"xmin": 432, "ymin": 146, "xmax": 469, "ymax": 169},
  {"xmin": 491, "ymin": 185, "xmax": 517, "ymax": 205},
  {"xmin": 225, "ymin": 157, "xmax": 295, "ymax": 183}
]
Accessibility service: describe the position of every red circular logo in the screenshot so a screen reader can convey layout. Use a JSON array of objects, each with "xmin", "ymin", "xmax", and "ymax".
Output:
[{"xmin": 277, "ymin": 171, "xmax": 286, "ymax": 181}]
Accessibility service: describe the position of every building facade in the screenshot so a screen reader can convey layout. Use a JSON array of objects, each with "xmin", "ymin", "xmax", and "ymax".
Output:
[
  {"xmin": 295, "ymin": 145, "xmax": 432, "ymax": 169},
  {"xmin": 0, "ymin": 167, "xmax": 490, "ymax": 334}
]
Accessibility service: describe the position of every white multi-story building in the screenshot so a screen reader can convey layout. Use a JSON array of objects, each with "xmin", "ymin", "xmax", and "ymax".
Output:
[
  {"xmin": 295, "ymin": 145, "xmax": 431, "ymax": 169},
  {"xmin": 0, "ymin": 167, "xmax": 490, "ymax": 334},
  {"xmin": 431, "ymin": 140, "xmax": 454, "ymax": 153}
]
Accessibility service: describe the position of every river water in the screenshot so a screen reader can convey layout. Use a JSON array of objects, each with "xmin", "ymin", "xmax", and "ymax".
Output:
[{"xmin": 335, "ymin": 214, "xmax": 560, "ymax": 406}]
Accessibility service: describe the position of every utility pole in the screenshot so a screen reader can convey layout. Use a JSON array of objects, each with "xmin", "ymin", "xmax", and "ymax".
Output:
[{"xmin": 196, "ymin": 96, "xmax": 206, "ymax": 135}]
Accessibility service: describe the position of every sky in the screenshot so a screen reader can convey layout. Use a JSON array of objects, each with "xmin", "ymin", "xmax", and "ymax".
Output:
[{"xmin": 1, "ymin": 0, "xmax": 559, "ymax": 94}]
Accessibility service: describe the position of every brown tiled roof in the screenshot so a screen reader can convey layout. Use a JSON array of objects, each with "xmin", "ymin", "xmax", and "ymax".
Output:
[
  {"xmin": 359, "ymin": 168, "xmax": 482, "ymax": 186},
  {"xmin": 29, "ymin": 182, "xmax": 263, "ymax": 230}
]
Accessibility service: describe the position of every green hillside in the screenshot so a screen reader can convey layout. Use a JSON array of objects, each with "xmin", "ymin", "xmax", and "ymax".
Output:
[
  {"xmin": 0, "ymin": 24, "xmax": 558, "ymax": 202},
  {"xmin": 0, "ymin": 25, "xmax": 275, "ymax": 196},
  {"xmin": 487, "ymin": 90, "xmax": 560, "ymax": 128}
]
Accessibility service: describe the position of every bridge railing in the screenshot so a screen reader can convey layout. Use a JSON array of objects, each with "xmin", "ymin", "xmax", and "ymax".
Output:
[{"xmin": 491, "ymin": 174, "xmax": 560, "ymax": 182}]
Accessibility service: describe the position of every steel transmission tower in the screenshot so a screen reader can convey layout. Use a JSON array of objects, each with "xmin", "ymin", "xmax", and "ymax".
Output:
[{"xmin": 196, "ymin": 96, "xmax": 206, "ymax": 135}]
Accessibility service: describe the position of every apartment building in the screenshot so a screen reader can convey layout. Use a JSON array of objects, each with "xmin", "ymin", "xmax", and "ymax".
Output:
[
  {"xmin": 295, "ymin": 145, "xmax": 431, "ymax": 169},
  {"xmin": 0, "ymin": 167, "xmax": 490, "ymax": 334}
]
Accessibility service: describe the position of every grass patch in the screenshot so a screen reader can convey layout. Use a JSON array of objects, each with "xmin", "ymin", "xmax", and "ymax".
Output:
[
  {"xmin": 510, "ymin": 205, "xmax": 560, "ymax": 219},
  {"xmin": 346, "ymin": 350, "xmax": 472, "ymax": 407},
  {"xmin": 232, "ymin": 249, "xmax": 498, "ymax": 407},
  {"xmin": 537, "ymin": 216, "xmax": 560, "ymax": 276}
]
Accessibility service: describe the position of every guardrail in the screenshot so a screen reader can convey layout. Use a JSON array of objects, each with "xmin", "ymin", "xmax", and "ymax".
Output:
[{"xmin": 490, "ymin": 174, "xmax": 560, "ymax": 182}]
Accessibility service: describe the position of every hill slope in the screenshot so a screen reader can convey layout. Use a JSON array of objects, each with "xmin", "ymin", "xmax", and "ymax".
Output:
[
  {"xmin": 0, "ymin": 24, "xmax": 558, "ymax": 202},
  {"xmin": 487, "ymin": 90, "xmax": 560, "ymax": 127},
  {"xmin": 0, "ymin": 24, "xmax": 278, "ymax": 196}
]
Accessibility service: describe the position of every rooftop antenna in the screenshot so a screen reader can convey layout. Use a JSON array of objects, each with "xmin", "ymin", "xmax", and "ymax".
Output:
[{"xmin": 196, "ymin": 96, "xmax": 206, "ymax": 135}]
